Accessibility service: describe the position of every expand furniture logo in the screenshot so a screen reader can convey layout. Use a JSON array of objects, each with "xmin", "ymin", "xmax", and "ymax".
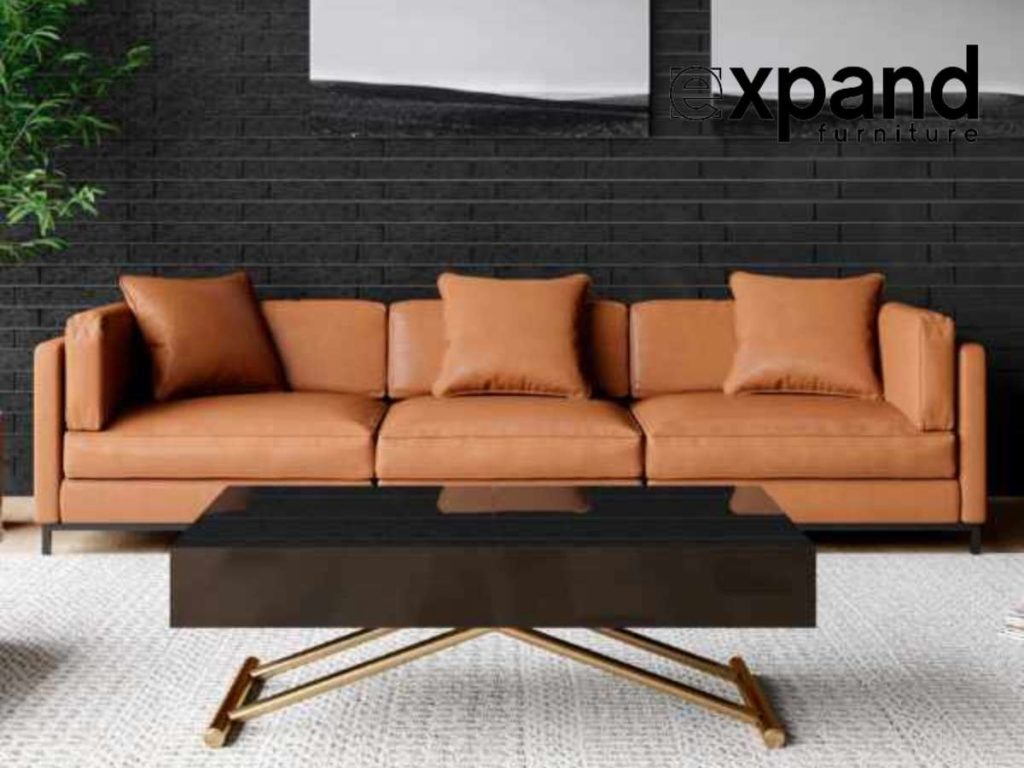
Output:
[{"xmin": 671, "ymin": 45, "xmax": 980, "ymax": 144}]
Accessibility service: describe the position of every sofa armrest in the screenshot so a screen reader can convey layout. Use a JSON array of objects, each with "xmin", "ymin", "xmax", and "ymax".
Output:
[
  {"xmin": 958, "ymin": 343, "xmax": 987, "ymax": 524},
  {"xmin": 34, "ymin": 338, "xmax": 65, "ymax": 524},
  {"xmin": 878, "ymin": 302, "xmax": 955, "ymax": 431},
  {"xmin": 64, "ymin": 302, "xmax": 144, "ymax": 430}
]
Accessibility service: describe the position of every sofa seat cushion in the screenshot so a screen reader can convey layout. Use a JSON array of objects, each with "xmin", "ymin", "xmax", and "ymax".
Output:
[
  {"xmin": 376, "ymin": 396, "xmax": 642, "ymax": 481},
  {"xmin": 632, "ymin": 392, "xmax": 955, "ymax": 481},
  {"xmin": 64, "ymin": 392, "xmax": 386, "ymax": 481}
]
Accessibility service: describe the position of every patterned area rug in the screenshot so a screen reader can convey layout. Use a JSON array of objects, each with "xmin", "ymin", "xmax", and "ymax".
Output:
[{"xmin": 1, "ymin": 553, "xmax": 1022, "ymax": 767}]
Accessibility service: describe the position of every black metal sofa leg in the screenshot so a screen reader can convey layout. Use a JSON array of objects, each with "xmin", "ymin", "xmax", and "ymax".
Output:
[
  {"xmin": 41, "ymin": 524, "xmax": 53, "ymax": 556},
  {"xmin": 969, "ymin": 525, "xmax": 982, "ymax": 555}
]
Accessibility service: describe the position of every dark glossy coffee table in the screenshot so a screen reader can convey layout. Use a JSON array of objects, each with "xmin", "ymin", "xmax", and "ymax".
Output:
[{"xmin": 171, "ymin": 486, "xmax": 815, "ymax": 750}]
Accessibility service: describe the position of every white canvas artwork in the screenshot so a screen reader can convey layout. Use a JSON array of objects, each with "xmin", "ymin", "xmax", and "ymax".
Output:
[
  {"xmin": 712, "ymin": 0, "xmax": 1024, "ymax": 96},
  {"xmin": 310, "ymin": 0, "xmax": 650, "ymax": 136}
]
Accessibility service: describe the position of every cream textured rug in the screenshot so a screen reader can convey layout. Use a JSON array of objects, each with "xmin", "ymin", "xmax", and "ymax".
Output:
[{"xmin": 1, "ymin": 554, "xmax": 1022, "ymax": 767}]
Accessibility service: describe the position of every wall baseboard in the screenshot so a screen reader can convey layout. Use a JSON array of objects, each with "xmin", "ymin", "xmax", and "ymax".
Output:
[{"xmin": 2, "ymin": 496, "xmax": 35, "ymax": 524}]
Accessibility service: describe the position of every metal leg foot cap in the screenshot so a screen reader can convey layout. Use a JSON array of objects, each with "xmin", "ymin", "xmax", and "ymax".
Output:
[
  {"xmin": 761, "ymin": 726, "xmax": 786, "ymax": 749},
  {"xmin": 203, "ymin": 727, "xmax": 229, "ymax": 749}
]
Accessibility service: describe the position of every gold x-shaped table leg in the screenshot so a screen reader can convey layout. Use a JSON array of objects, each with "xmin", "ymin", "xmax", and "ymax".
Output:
[{"xmin": 205, "ymin": 627, "xmax": 786, "ymax": 749}]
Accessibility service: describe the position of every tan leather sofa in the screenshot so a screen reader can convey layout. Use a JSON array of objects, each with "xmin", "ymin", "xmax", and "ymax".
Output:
[{"xmin": 34, "ymin": 296, "xmax": 987, "ymax": 553}]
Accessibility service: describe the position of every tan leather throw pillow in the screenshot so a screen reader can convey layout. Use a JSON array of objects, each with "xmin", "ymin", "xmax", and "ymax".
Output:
[
  {"xmin": 432, "ymin": 273, "xmax": 591, "ymax": 398},
  {"xmin": 119, "ymin": 271, "xmax": 286, "ymax": 401},
  {"xmin": 724, "ymin": 271, "xmax": 884, "ymax": 398}
]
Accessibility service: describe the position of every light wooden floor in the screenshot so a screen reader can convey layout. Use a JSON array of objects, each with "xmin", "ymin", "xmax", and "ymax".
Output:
[{"xmin": 2, "ymin": 498, "xmax": 1023, "ymax": 555}]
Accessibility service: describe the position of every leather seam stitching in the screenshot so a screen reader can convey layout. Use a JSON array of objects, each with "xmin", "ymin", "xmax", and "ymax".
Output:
[
  {"xmin": 646, "ymin": 434, "xmax": 951, "ymax": 439},
  {"xmin": 917, "ymin": 318, "xmax": 928, "ymax": 431},
  {"xmin": 66, "ymin": 435, "xmax": 376, "ymax": 440},
  {"xmin": 378, "ymin": 435, "xmax": 640, "ymax": 440}
]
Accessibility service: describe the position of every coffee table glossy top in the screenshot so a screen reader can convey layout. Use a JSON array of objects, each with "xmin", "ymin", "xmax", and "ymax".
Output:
[{"xmin": 176, "ymin": 485, "xmax": 804, "ymax": 547}]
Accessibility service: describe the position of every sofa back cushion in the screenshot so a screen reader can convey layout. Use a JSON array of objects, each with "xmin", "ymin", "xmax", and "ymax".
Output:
[
  {"xmin": 64, "ymin": 303, "xmax": 149, "ymax": 430},
  {"xmin": 630, "ymin": 300, "xmax": 736, "ymax": 397},
  {"xmin": 262, "ymin": 300, "xmax": 387, "ymax": 397},
  {"xmin": 388, "ymin": 299, "xmax": 629, "ymax": 399},
  {"xmin": 878, "ymin": 302, "xmax": 955, "ymax": 430}
]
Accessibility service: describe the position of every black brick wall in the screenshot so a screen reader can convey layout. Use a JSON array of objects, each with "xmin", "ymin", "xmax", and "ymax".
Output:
[{"xmin": 4, "ymin": 0, "xmax": 1024, "ymax": 494}]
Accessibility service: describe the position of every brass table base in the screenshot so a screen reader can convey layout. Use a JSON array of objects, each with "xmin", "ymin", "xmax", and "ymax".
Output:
[{"xmin": 205, "ymin": 627, "xmax": 786, "ymax": 750}]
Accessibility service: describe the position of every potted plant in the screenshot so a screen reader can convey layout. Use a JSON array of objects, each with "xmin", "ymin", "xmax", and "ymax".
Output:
[{"xmin": 1, "ymin": 0, "xmax": 148, "ymax": 260}]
